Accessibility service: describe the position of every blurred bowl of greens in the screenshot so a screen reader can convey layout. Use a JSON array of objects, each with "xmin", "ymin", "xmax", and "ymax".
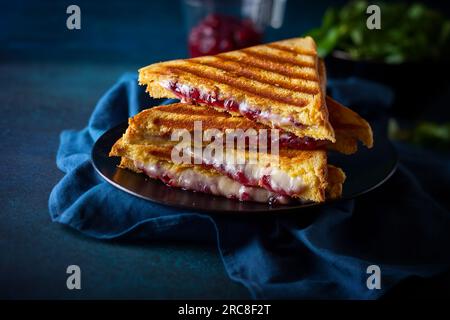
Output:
[{"xmin": 306, "ymin": 1, "xmax": 450, "ymax": 117}]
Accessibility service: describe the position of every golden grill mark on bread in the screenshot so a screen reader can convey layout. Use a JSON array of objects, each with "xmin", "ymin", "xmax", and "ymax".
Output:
[
  {"xmin": 162, "ymin": 63, "xmax": 311, "ymax": 107},
  {"xmin": 266, "ymin": 43, "xmax": 317, "ymax": 56},
  {"xmin": 215, "ymin": 54, "xmax": 319, "ymax": 81},
  {"xmin": 241, "ymin": 48, "xmax": 316, "ymax": 69},
  {"xmin": 188, "ymin": 58, "xmax": 321, "ymax": 95}
]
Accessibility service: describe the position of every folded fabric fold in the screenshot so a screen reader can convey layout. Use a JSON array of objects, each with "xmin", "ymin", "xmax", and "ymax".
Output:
[{"xmin": 49, "ymin": 73, "xmax": 450, "ymax": 299}]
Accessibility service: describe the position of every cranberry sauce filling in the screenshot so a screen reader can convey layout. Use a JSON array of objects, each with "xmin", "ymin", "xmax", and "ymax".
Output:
[
  {"xmin": 142, "ymin": 167, "xmax": 177, "ymax": 188},
  {"xmin": 188, "ymin": 14, "xmax": 262, "ymax": 57},
  {"xmin": 137, "ymin": 161, "xmax": 290, "ymax": 203},
  {"xmin": 168, "ymin": 81, "xmax": 239, "ymax": 112},
  {"xmin": 241, "ymin": 108, "xmax": 260, "ymax": 121},
  {"xmin": 201, "ymin": 162, "xmax": 297, "ymax": 197},
  {"xmin": 166, "ymin": 82, "xmax": 329, "ymax": 150},
  {"xmin": 279, "ymin": 133, "xmax": 328, "ymax": 150},
  {"xmin": 261, "ymin": 175, "xmax": 291, "ymax": 197},
  {"xmin": 201, "ymin": 163, "xmax": 254, "ymax": 187},
  {"xmin": 240, "ymin": 191, "xmax": 251, "ymax": 201}
]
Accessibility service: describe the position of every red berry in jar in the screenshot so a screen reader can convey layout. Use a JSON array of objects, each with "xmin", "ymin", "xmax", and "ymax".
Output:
[{"xmin": 188, "ymin": 14, "xmax": 262, "ymax": 57}]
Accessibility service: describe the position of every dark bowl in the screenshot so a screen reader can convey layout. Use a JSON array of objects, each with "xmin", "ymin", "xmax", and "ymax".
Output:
[{"xmin": 325, "ymin": 50, "xmax": 450, "ymax": 118}]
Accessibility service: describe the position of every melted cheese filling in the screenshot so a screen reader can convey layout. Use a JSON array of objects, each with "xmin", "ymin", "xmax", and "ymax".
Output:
[
  {"xmin": 203, "ymin": 154, "xmax": 304, "ymax": 196},
  {"xmin": 160, "ymin": 81, "xmax": 303, "ymax": 129},
  {"xmin": 135, "ymin": 161, "xmax": 290, "ymax": 204},
  {"xmin": 238, "ymin": 102, "xmax": 296, "ymax": 128}
]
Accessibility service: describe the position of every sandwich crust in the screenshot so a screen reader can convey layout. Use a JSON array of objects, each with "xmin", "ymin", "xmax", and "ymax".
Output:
[
  {"xmin": 326, "ymin": 165, "xmax": 346, "ymax": 199},
  {"xmin": 326, "ymin": 97, "xmax": 374, "ymax": 154}
]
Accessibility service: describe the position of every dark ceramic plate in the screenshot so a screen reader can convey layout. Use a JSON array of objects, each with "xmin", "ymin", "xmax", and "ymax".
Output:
[{"xmin": 92, "ymin": 122, "xmax": 397, "ymax": 213}]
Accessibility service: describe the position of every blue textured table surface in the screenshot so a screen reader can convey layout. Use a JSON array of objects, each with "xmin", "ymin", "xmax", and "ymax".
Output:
[{"xmin": 0, "ymin": 0, "xmax": 346, "ymax": 299}]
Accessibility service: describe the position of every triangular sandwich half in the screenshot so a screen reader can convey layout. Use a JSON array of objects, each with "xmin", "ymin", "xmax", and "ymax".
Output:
[
  {"xmin": 110, "ymin": 104, "xmax": 347, "ymax": 203},
  {"xmin": 138, "ymin": 37, "xmax": 336, "ymax": 142}
]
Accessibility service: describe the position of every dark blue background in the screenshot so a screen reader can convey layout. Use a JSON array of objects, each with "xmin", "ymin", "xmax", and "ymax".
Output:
[{"xmin": 1, "ymin": 0, "xmax": 448, "ymax": 299}]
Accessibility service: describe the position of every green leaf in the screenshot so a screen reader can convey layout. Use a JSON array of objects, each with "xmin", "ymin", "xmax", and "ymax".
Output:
[
  {"xmin": 385, "ymin": 53, "xmax": 405, "ymax": 64},
  {"xmin": 350, "ymin": 28, "xmax": 363, "ymax": 45},
  {"xmin": 322, "ymin": 8, "xmax": 337, "ymax": 30},
  {"xmin": 412, "ymin": 122, "xmax": 450, "ymax": 150},
  {"xmin": 303, "ymin": 1, "xmax": 450, "ymax": 62},
  {"xmin": 316, "ymin": 27, "xmax": 341, "ymax": 58},
  {"xmin": 407, "ymin": 3, "xmax": 426, "ymax": 19}
]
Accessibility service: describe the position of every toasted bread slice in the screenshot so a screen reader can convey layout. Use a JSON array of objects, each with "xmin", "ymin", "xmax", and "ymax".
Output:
[
  {"xmin": 117, "ymin": 155, "xmax": 344, "ymax": 204},
  {"xmin": 110, "ymin": 134, "xmax": 329, "ymax": 203},
  {"xmin": 117, "ymin": 157, "xmax": 289, "ymax": 203},
  {"xmin": 326, "ymin": 97, "xmax": 374, "ymax": 154},
  {"xmin": 125, "ymin": 101, "xmax": 372, "ymax": 154},
  {"xmin": 139, "ymin": 37, "xmax": 336, "ymax": 142},
  {"xmin": 326, "ymin": 165, "xmax": 346, "ymax": 200},
  {"xmin": 126, "ymin": 102, "xmax": 329, "ymax": 150}
]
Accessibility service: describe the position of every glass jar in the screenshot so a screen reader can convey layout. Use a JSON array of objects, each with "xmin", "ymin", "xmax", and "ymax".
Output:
[{"xmin": 182, "ymin": 0, "xmax": 286, "ymax": 57}]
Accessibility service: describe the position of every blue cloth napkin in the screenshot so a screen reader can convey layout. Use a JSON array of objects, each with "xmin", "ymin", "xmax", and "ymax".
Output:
[{"xmin": 49, "ymin": 73, "xmax": 450, "ymax": 299}]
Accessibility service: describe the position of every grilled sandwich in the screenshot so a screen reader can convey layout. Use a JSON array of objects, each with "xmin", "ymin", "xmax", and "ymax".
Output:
[
  {"xmin": 126, "ymin": 101, "xmax": 372, "ymax": 154},
  {"xmin": 111, "ymin": 36, "xmax": 373, "ymax": 204},
  {"xmin": 138, "ymin": 37, "xmax": 336, "ymax": 142},
  {"xmin": 114, "ymin": 157, "xmax": 345, "ymax": 204},
  {"xmin": 110, "ymin": 104, "xmax": 347, "ymax": 203}
]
